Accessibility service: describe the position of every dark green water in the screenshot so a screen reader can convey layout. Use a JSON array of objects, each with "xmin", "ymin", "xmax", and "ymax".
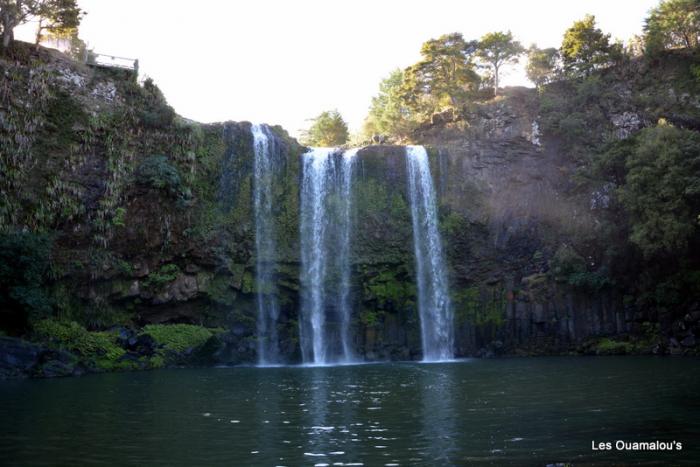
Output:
[{"xmin": 1, "ymin": 357, "xmax": 699, "ymax": 466}]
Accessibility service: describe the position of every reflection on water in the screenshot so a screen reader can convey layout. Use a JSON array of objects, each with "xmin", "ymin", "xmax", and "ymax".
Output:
[
  {"xmin": 1, "ymin": 357, "xmax": 699, "ymax": 466},
  {"xmin": 419, "ymin": 364, "xmax": 457, "ymax": 465}
]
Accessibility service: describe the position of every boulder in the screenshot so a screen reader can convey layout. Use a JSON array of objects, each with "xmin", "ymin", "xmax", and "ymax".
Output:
[{"xmin": 0, "ymin": 337, "xmax": 43, "ymax": 378}]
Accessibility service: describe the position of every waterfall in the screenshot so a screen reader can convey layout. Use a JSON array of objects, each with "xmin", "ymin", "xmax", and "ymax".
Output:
[
  {"xmin": 405, "ymin": 145, "xmax": 454, "ymax": 361},
  {"xmin": 252, "ymin": 124, "xmax": 280, "ymax": 365},
  {"xmin": 338, "ymin": 149, "xmax": 358, "ymax": 362},
  {"xmin": 299, "ymin": 148, "xmax": 357, "ymax": 365}
]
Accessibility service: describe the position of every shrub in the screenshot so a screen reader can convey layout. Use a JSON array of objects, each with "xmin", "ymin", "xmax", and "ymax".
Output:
[
  {"xmin": 141, "ymin": 324, "xmax": 222, "ymax": 353},
  {"xmin": 144, "ymin": 264, "xmax": 181, "ymax": 289},
  {"xmin": 594, "ymin": 337, "xmax": 634, "ymax": 355},
  {"xmin": 135, "ymin": 155, "xmax": 183, "ymax": 196},
  {"xmin": 0, "ymin": 231, "xmax": 53, "ymax": 334},
  {"xmin": 32, "ymin": 320, "xmax": 127, "ymax": 369},
  {"xmin": 138, "ymin": 78, "xmax": 176, "ymax": 129}
]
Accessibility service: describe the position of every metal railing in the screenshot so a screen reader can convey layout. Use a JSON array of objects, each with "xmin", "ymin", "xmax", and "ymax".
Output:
[{"xmin": 84, "ymin": 51, "xmax": 139, "ymax": 74}]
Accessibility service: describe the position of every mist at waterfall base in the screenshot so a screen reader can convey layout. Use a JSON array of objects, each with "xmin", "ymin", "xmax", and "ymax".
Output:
[{"xmin": 2, "ymin": 358, "xmax": 698, "ymax": 466}]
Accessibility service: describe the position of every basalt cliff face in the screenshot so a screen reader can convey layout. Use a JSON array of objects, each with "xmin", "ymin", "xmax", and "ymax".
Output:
[{"xmin": 2, "ymin": 44, "xmax": 699, "ymax": 375}]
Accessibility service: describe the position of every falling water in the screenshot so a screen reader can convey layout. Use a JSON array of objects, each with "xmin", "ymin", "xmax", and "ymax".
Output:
[
  {"xmin": 338, "ymin": 149, "xmax": 358, "ymax": 362},
  {"xmin": 252, "ymin": 124, "xmax": 280, "ymax": 365},
  {"xmin": 299, "ymin": 148, "xmax": 357, "ymax": 364},
  {"xmin": 405, "ymin": 145, "xmax": 454, "ymax": 361}
]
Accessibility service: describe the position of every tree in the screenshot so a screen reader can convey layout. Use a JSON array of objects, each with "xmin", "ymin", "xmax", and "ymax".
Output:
[
  {"xmin": 301, "ymin": 110, "xmax": 349, "ymax": 147},
  {"xmin": 616, "ymin": 124, "xmax": 700, "ymax": 258},
  {"xmin": 526, "ymin": 46, "xmax": 559, "ymax": 87},
  {"xmin": 644, "ymin": 0, "xmax": 700, "ymax": 54},
  {"xmin": 401, "ymin": 33, "xmax": 480, "ymax": 116},
  {"xmin": 0, "ymin": 0, "xmax": 82, "ymax": 49},
  {"xmin": 34, "ymin": 0, "xmax": 82, "ymax": 46},
  {"xmin": 476, "ymin": 31, "xmax": 524, "ymax": 96},
  {"xmin": 362, "ymin": 69, "xmax": 417, "ymax": 141},
  {"xmin": 561, "ymin": 15, "xmax": 615, "ymax": 76}
]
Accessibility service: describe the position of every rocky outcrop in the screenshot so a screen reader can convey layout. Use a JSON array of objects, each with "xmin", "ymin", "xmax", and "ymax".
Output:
[{"xmin": 0, "ymin": 337, "xmax": 85, "ymax": 378}]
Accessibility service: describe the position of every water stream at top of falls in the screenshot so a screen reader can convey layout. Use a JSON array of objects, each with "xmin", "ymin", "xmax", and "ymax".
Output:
[
  {"xmin": 405, "ymin": 145, "xmax": 454, "ymax": 361},
  {"xmin": 252, "ymin": 124, "xmax": 280, "ymax": 365},
  {"xmin": 299, "ymin": 147, "xmax": 357, "ymax": 365}
]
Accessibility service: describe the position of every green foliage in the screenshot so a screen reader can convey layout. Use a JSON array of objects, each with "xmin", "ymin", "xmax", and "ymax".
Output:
[
  {"xmin": 476, "ymin": 31, "xmax": 524, "ymax": 95},
  {"xmin": 112, "ymin": 207, "xmax": 126, "ymax": 227},
  {"xmin": 364, "ymin": 270, "xmax": 415, "ymax": 309},
  {"xmin": 0, "ymin": 0, "xmax": 83, "ymax": 48},
  {"xmin": 360, "ymin": 309, "xmax": 381, "ymax": 327},
  {"xmin": 32, "ymin": 319, "xmax": 127, "ymax": 369},
  {"xmin": 138, "ymin": 78, "xmax": 176, "ymax": 128},
  {"xmin": 144, "ymin": 264, "xmax": 180, "ymax": 289},
  {"xmin": 203, "ymin": 274, "xmax": 236, "ymax": 305},
  {"xmin": 301, "ymin": 110, "xmax": 349, "ymax": 146},
  {"xmin": 453, "ymin": 286, "xmax": 506, "ymax": 327},
  {"xmin": 0, "ymin": 231, "xmax": 53, "ymax": 333},
  {"xmin": 34, "ymin": 0, "xmax": 84, "ymax": 45},
  {"xmin": 401, "ymin": 33, "xmax": 480, "ymax": 116},
  {"xmin": 644, "ymin": 0, "xmax": 700, "ymax": 54},
  {"xmin": 538, "ymin": 74, "xmax": 614, "ymax": 155},
  {"xmin": 550, "ymin": 245, "xmax": 587, "ymax": 281},
  {"xmin": 362, "ymin": 69, "xmax": 417, "ymax": 141},
  {"xmin": 141, "ymin": 324, "xmax": 221, "ymax": 353},
  {"xmin": 135, "ymin": 155, "xmax": 184, "ymax": 197},
  {"xmin": 616, "ymin": 125, "xmax": 700, "ymax": 258},
  {"xmin": 526, "ymin": 46, "xmax": 560, "ymax": 87},
  {"xmin": 594, "ymin": 337, "xmax": 635, "ymax": 355},
  {"xmin": 550, "ymin": 245, "xmax": 611, "ymax": 291},
  {"xmin": 561, "ymin": 15, "xmax": 619, "ymax": 76}
]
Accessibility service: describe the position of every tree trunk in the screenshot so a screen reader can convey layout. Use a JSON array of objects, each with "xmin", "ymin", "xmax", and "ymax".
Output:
[
  {"xmin": 494, "ymin": 64, "xmax": 499, "ymax": 97},
  {"xmin": 2, "ymin": 28, "xmax": 13, "ymax": 49},
  {"xmin": 35, "ymin": 18, "xmax": 43, "ymax": 46},
  {"xmin": 1, "ymin": 9, "xmax": 16, "ymax": 50}
]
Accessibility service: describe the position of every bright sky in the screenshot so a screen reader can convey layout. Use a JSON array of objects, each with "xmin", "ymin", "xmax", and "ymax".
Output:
[{"xmin": 17, "ymin": 0, "xmax": 659, "ymax": 136}]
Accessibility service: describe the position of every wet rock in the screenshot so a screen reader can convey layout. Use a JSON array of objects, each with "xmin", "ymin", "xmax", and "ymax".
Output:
[
  {"xmin": 132, "ymin": 334, "xmax": 158, "ymax": 356},
  {"xmin": 681, "ymin": 334, "xmax": 696, "ymax": 347},
  {"xmin": 207, "ymin": 331, "xmax": 256, "ymax": 365},
  {"xmin": 669, "ymin": 337, "xmax": 683, "ymax": 355},
  {"xmin": 35, "ymin": 350, "xmax": 82, "ymax": 378},
  {"xmin": 185, "ymin": 264, "xmax": 200, "ymax": 273},
  {"xmin": 0, "ymin": 337, "xmax": 43, "ymax": 378}
]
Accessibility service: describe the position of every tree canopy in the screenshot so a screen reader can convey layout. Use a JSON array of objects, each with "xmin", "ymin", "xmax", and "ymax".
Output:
[
  {"xmin": 361, "ymin": 69, "xmax": 417, "ymax": 142},
  {"xmin": 644, "ymin": 0, "xmax": 700, "ymax": 53},
  {"xmin": 34, "ymin": 0, "xmax": 82, "ymax": 46},
  {"xmin": 476, "ymin": 31, "xmax": 524, "ymax": 96},
  {"xmin": 301, "ymin": 110, "xmax": 349, "ymax": 147},
  {"xmin": 561, "ymin": 15, "xmax": 617, "ymax": 76},
  {"xmin": 0, "ymin": 0, "xmax": 83, "ymax": 49},
  {"xmin": 401, "ymin": 33, "xmax": 480, "ymax": 116},
  {"xmin": 526, "ymin": 46, "xmax": 559, "ymax": 88},
  {"xmin": 616, "ymin": 124, "xmax": 700, "ymax": 258}
]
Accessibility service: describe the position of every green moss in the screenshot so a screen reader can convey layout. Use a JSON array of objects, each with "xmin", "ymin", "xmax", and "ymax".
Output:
[
  {"xmin": 363, "ymin": 268, "xmax": 415, "ymax": 309},
  {"xmin": 241, "ymin": 271, "xmax": 255, "ymax": 294},
  {"xmin": 204, "ymin": 275, "xmax": 237, "ymax": 305},
  {"xmin": 141, "ymin": 324, "xmax": 223, "ymax": 353},
  {"xmin": 594, "ymin": 338, "xmax": 635, "ymax": 355},
  {"xmin": 112, "ymin": 207, "xmax": 127, "ymax": 227},
  {"xmin": 454, "ymin": 286, "xmax": 506, "ymax": 327},
  {"xmin": 144, "ymin": 264, "xmax": 180, "ymax": 289},
  {"xmin": 32, "ymin": 319, "xmax": 128, "ymax": 370},
  {"xmin": 360, "ymin": 309, "xmax": 382, "ymax": 327}
]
